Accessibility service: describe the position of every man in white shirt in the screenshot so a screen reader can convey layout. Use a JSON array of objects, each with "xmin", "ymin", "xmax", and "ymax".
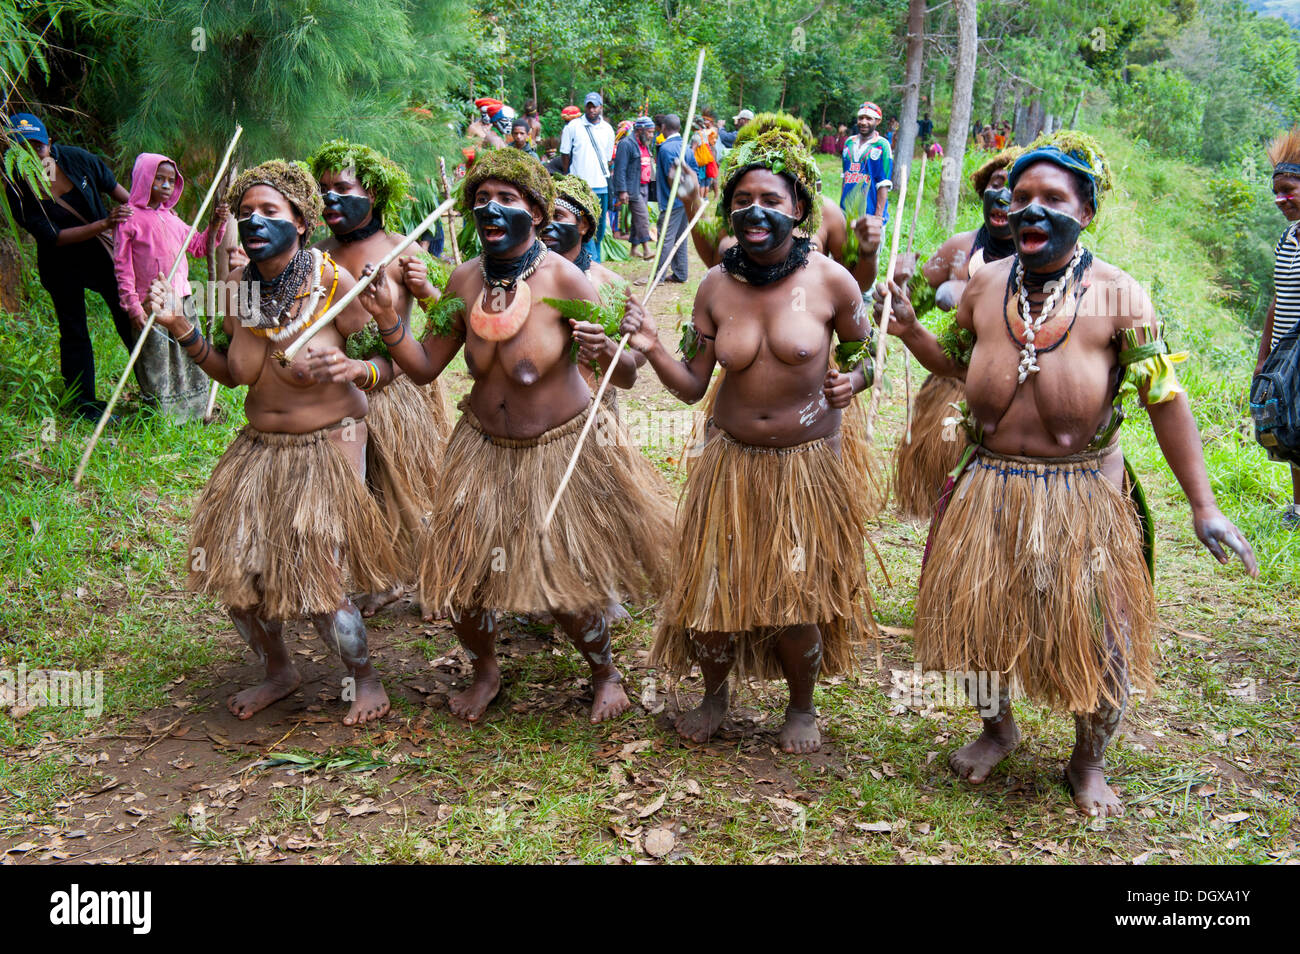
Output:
[{"xmin": 561, "ymin": 91, "xmax": 616, "ymax": 261}]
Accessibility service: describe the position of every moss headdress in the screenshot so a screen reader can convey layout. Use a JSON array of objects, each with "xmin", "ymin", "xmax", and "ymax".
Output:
[
  {"xmin": 970, "ymin": 146, "xmax": 1024, "ymax": 196},
  {"xmin": 307, "ymin": 139, "xmax": 411, "ymax": 219},
  {"xmin": 1009, "ymin": 130, "xmax": 1112, "ymax": 221},
  {"xmin": 551, "ymin": 173, "xmax": 600, "ymax": 239},
  {"xmin": 226, "ymin": 159, "xmax": 324, "ymax": 241},
  {"xmin": 718, "ymin": 128, "xmax": 822, "ymax": 236},
  {"xmin": 732, "ymin": 111, "xmax": 817, "ymax": 152},
  {"xmin": 458, "ymin": 148, "xmax": 555, "ymax": 226}
]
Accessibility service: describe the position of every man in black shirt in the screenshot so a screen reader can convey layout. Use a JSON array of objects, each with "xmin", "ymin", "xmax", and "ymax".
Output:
[{"xmin": 5, "ymin": 113, "xmax": 136, "ymax": 420}]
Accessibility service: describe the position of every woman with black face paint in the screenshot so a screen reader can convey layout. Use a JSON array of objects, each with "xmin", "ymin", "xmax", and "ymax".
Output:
[
  {"xmin": 375, "ymin": 149, "xmax": 674, "ymax": 727},
  {"xmin": 147, "ymin": 159, "xmax": 402, "ymax": 729},
  {"xmin": 876, "ymin": 132, "xmax": 1256, "ymax": 818},
  {"xmin": 300, "ymin": 141, "xmax": 455, "ymax": 620},
  {"xmin": 890, "ymin": 147, "xmax": 1023, "ymax": 520},
  {"xmin": 620, "ymin": 129, "xmax": 879, "ymax": 756},
  {"xmin": 542, "ymin": 174, "xmax": 643, "ymax": 392}
]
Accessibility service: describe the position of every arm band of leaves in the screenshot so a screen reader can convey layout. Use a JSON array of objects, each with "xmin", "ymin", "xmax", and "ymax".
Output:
[
  {"xmin": 544, "ymin": 290, "xmax": 625, "ymax": 363},
  {"xmin": 1117, "ymin": 321, "xmax": 1187, "ymax": 405},
  {"xmin": 909, "ymin": 266, "xmax": 936, "ymax": 320},
  {"xmin": 210, "ymin": 321, "xmax": 231, "ymax": 354},
  {"xmin": 679, "ymin": 322, "xmax": 701, "ymax": 360},
  {"xmin": 937, "ymin": 320, "xmax": 975, "ymax": 367},
  {"xmin": 423, "ymin": 295, "xmax": 466, "ymax": 340}
]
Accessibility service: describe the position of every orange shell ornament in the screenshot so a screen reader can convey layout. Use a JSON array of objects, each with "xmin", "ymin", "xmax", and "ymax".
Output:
[{"xmin": 470, "ymin": 281, "xmax": 531, "ymax": 341}]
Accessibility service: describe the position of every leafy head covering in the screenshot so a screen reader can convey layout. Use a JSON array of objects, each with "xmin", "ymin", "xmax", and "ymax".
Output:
[
  {"xmin": 551, "ymin": 173, "xmax": 600, "ymax": 240},
  {"xmin": 1009, "ymin": 130, "xmax": 1112, "ymax": 220},
  {"xmin": 718, "ymin": 128, "xmax": 822, "ymax": 236},
  {"xmin": 458, "ymin": 147, "xmax": 555, "ymax": 226},
  {"xmin": 732, "ymin": 111, "xmax": 817, "ymax": 152},
  {"xmin": 226, "ymin": 159, "xmax": 324, "ymax": 240},
  {"xmin": 307, "ymin": 139, "xmax": 411, "ymax": 219},
  {"xmin": 970, "ymin": 146, "xmax": 1024, "ymax": 196}
]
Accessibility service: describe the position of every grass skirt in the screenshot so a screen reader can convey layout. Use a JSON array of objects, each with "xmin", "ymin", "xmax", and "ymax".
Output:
[
  {"xmin": 654, "ymin": 426, "xmax": 875, "ymax": 682},
  {"xmin": 692, "ymin": 367, "xmax": 884, "ymax": 519},
  {"xmin": 188, "ymin": 424, "xmax": 400, "ymax": 619},
  {"xmin": 364, "ymin": 374, "xmax": 453, "ymax": 571},
  {"xmin": 893, "ymin": 373, "xmax": 967, "ymax": 519},
  {"xmin": 915, "ymin": 445, "xmax": 1156, "ymax": 712},
  {"xmin": 419, "ymin": 400, "xmax": 674, "ymax": 615}
]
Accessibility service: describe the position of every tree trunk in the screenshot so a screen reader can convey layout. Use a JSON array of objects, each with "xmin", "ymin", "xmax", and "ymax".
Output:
[
  {"xmin": 778, "ymin": 75, "xmax": 787, "ymax": 111},
  {"xmin": 893, "ymin": 0, "xmax": 926, "ymax": 192},
  {"xmin": 939, "ymin": 0, "xmax": 977, "ymax": 232},
  {"xmin": 0, "ymin": 236, "xmax": 23, "ymax": 314},
  {"xmin": 531, "ymin": 58, "xmax": 538, "ymax": 111},
  {"xmin": 1070, "ymin": 86, "xmax": 1085, "ymax": 127},
  {"xmin": 990, "ymin": 76, "xmax": 1008, "ymax": 125}
]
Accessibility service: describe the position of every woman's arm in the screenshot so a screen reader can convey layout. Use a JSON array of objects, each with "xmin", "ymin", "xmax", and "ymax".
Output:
[
  {"xmin": 147, "ymin": 275, "xmax": 237, "ymax": 387},
  {"xmin": 619, "ymin": 283, "xmax": 715, "ymax": 403}
]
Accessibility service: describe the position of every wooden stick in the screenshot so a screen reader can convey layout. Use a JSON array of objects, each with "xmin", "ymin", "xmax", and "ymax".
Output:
[
  {"xmin": 904, "ymin": 155, "xmax": 927, "ymax": 443},
  {"xmin": 541, "ymin": 48, "xmax": 707, "ymax": 530},
  {"xmin": 438, "ymin": 158, "xmax": 462, "ymax": 266},
  {"xmin": 865, "ymin": 170, "xmax": 908, "ymax": 441},
  {"xmin": 203, "ymin": 162, "xmax": 240, "ymax": 424},
  {"xmin": 73, "ymin": 124, "xmax": 243, "ymax": 486},
  {"xmin": 541, "ymin": 199, "xmax": 710, "ymax": 530},
  {"xmin": 275, "ymin": 195, "xmax": 456, "ymax": 366}
]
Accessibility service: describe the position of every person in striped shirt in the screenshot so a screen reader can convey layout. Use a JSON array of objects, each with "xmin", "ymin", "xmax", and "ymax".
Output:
[{"xmin": 1259, "ymin": 127, "xmax": 1300, "ymax": 525}]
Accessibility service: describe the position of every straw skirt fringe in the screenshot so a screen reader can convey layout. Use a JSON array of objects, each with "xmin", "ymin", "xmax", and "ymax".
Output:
[
  {"xmin": 893, "ymin": 373, "xmax": 967, "ymax": 519},
  {"xmin": 364, "ymin": 374, "xmax": 453, "ymax": 570},
  {"xmin": 654, "ymin": 427, "xmax": 875, "ymax": 682},
  {"xmin": 914, "ymin": 446, "xmax": 1156, "ymax": 712},
  {"xmin": 419, "ymin": 400, "xmax": 674, "ymax": 615},
  {"xmin": 188, "ymin": 424, "xmax": 400, "ymax": 619}
]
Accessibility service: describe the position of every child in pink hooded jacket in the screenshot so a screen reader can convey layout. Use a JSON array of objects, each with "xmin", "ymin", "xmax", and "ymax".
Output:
[{"xmin": 113, "ymin": 152, "xmax": 228, "ymax": 420}]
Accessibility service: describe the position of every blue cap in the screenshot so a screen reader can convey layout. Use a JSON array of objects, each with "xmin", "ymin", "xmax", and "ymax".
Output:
[
  {"xmin": 584, "ymin": 92, "xmax": 602, "ymax": 107},
  {"xmin": 8, "ymin": 113, "xmax": 48, "ymax": 144},
  {"xmin": 634, "ymin": 116, "xmax": 654, "ymax": 130}
]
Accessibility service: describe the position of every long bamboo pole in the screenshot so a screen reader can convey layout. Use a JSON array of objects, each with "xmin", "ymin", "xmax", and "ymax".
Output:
[
  {"xmin": 865, "ymin": 170, "xmax": 909, "ymax": 441},
  {"xmin": 902, "ymin": 155, "xmax": 928, "ymax": 444},
  {"xmin": 274, "ymin": 195, "xmax": 456, "ymax": 366},
  {"xmin": 541, "ymin": 48, "xmax": 708, "ymax": 529},
  {"xmin": 73, "ymin": 124, "xmax": 243, "ymax": 485}
]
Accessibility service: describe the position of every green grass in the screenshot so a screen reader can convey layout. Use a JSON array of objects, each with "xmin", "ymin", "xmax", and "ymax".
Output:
[{"xmin": 0, "ymin": 127, "xmax": 1297, "ymax": 864}]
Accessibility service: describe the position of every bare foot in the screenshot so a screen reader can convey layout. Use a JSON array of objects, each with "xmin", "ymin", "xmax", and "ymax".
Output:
[
  {"xmin": 343, "ymin": 671, "xmax": 390, "ymax": 725},
  {"xmin": 590, "ymin": 678, "xmax": 631, "ymax": 723},
  {"xmin": 449, "ymin": 668, "xmax": 501, "ymax": 722},
  {"xmin": 356, "ymin": 586, "xmax": 402, "ymax": 618},
  {"xmin": 778, "ymin": 707, "xmax": 821, "ymax": 754},
  {"xmin": 227, "ymin": 667, "xmax": 301, "ymax": 720},
  {"xmin": 1066, "ymin": 760, "xmax": 1124, "ymax": 817},
  {"xmin": 674, "ymin": 687, "xmax": 728, "ymax": 743},
  {"xmin": 949, "ymin": 721, "xmax": 1021, "ymax": 783}
]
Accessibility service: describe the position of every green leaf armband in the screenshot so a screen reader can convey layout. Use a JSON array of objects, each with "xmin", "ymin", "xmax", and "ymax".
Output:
[
  {"xmin": 1117, "ymin": 322, "xmax": 1187, "ymax": 405},
  {"xmin": 936, "ymin": 320, "xmax": 975, "ymax": 367},
  {"xmin": 210, "ymin": 320, "xmax": 231, "ymax": 354},
  {"xmin": 422, "ymin": 295, "xmax": 465, "ymax": 340},
  {"xmin": 909, "ymin": 267, "xmax": 936, "ymax": 320},
  {"xmin": 679, "ymin": 322, "xmax": 701, "ymax": 360},
  {"xmin": 835, "ymin": 332, "xmax": 876, "ymax": 387}
]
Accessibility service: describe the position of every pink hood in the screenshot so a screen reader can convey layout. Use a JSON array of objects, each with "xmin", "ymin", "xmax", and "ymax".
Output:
[
  {"xmin": 113, "ymin": 152, "xmax": 225, "ymax": 319},
  {"xmin": 127, "ymin": 152, "xmax": 185, "ymax": 210}
]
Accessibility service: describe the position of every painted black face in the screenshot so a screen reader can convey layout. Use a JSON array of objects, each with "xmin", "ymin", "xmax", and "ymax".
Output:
[
  {"xmin": 473, "ymin": 200, "xmax": 534, "ymax": 255},
  {"xmin": 321, "ymin": 191, "xmax": 372, "ymax": 234},
  {"xmin": 1008, "ymin": 203, "xmax": 1083, "ymax": 271},
  {"xmin": 982, "ymin": 186, "xmax": 1012, "ymax": 238},
  {"xmin": 730, "ymin": 204, "xmax": 797, "ymax": 256},
  {"xmin": 540, "ymin": 220, "xmax": 582, "ymax": 254},
  {"xmin": 237, "ymin": 214, "xmax": 300, "ymax": 262}
]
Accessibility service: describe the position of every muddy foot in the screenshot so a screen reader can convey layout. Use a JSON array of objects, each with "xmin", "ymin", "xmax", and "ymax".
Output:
[
  {"xmin": 1066, "ymin": 761, "xmax": 1124, "ymax": 817},
  {"xmin": 227, "ymin": 667, "xmax": 301, "ymax": 720},
  {"xmin": 674, "ymin": 688, "xmax": 729, "ymax": 743},
  {"xmin": 949, "ymin": 723, "xmax": 1021, "ymax": 783},
  {"xmin": 590, "ymin": 678, "xmax": 631, "ymax": 723},
  {"xmin": 778, "ymin": 708, "xmax": 821, "ymax": 754},
  {"xmin": 357, "ymin": 586, "xmax": 403, "ymax": 618},
  {"xmin": 343, "ymin": 671, "xmax": 390, "ymax": 726},
  {"xmin": 449, "ymin": 669, "xmax": 501, "ymax": 723}
]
